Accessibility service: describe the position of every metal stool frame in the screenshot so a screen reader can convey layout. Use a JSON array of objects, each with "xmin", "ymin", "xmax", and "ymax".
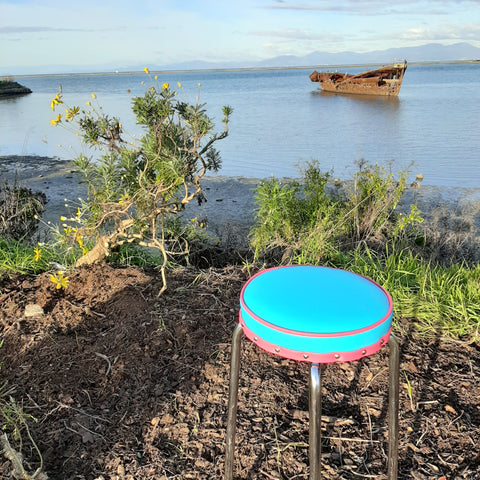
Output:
[{"xmin": 225, "ymin": 322, "xmax": 400, "ymax": 480}]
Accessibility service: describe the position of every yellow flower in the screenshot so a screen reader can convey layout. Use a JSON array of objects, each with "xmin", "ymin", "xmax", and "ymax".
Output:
[
  {"xmin": 154, "ymin": 75, "xmax": 158, "ymax": 80},
  {"xmin": 162, "ymin": 82, "xmax": 169, "ymax": 90},
  {"xmin": 91, "ymin": 93, "xmax": 96, "ymax": 99},
  {"xmin": 50, "ymin": 93, "xmax": 63, "ymax": 111},
  {"xmin": 50, "ymin": 114, "xmax": 62, "ymax": 126},
  {"xmin": 33, "ymin": 247, "xmax": 42, "ymax": 262},
  {"xmin": 177, "ymin": 82, "xmax": 182, "ymax": 88},
  {"xmin": 50, "ymin": 271, "xmax": 69, "ymax": 290},
  {"xmin": 118, "ymin": 192, "xmax": 130, "ymax": 204},
  {"xmin": 65, "ymin": 106, "xmax": 80, "ymax": 120},
  {"xmin": 198, "ymin": 83, "xmax": 201, "ymax": 87},
  {"xmin": 144, "ymin": 67, "xmax": 149, "ymax": 74}
]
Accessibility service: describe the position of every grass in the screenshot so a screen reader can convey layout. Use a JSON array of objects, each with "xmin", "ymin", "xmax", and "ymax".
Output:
[
  {"xmin": 346, "ymin": 246, "xmax": 480, "ymax": 338},
  {"xmin": 0, "ymin": 239, "xmax": 45, "ymax": 275},
  {"xmin": 0, "ymin": 239, "xmax": 78, "ymax": 276}
]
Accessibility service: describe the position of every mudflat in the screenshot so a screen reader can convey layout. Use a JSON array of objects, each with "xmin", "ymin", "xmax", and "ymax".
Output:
[{"xmin": 2, "ymin": 155, "xmax": 480, "ymax": 253}]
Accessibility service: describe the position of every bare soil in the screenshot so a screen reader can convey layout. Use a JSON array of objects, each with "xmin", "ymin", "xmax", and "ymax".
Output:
[{"xmin": 1, "ymin": 263, "xmax": 479, "ymax": 480}]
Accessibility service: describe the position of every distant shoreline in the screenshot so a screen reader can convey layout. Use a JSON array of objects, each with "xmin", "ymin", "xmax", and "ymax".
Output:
[{"xmin": 11, "ymin": 59, "xmax": 480, "ymax": 80}]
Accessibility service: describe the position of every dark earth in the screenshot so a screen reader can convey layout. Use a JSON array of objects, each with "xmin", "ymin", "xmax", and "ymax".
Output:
[{"xmin": 1, "ymin": 262, "xmax": 479, "ymax": 479}]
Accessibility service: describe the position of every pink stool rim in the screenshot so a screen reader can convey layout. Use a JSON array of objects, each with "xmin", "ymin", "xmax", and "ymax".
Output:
[{"xmin": 240, "ymin": 312, "xmax": 392, "ymax": 363}]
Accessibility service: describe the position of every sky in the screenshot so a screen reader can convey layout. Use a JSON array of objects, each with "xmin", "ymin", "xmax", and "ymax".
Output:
[{"xmin": 1, "ymin": 0, "xmax": 480, "ymax": 75}]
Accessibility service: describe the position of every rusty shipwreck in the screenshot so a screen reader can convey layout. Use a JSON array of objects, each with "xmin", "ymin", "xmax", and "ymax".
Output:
[{"xmin": 309, "ymin": 60, "xmax": 407, "ymax": 96}]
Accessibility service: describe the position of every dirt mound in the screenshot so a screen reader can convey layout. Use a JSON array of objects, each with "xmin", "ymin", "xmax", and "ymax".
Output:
[{"xmin": 1, "ymin": 263, "xmax": 479, "ymax": 479}]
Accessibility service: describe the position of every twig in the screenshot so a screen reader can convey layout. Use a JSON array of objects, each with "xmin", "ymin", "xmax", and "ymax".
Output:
[
  {"xmin": 349, "ymin": 472, "xmax": 380, "ymax": 478},
  {"xmin": 259, "ymin": 470, "xmax": 280, "ymax": 480},
  {"xmin": 95, "ymin": 352, "xmax": 111, "ymax": 376},
  {"xmin": 55, "ymin": 402, "xmax": 111, "ymax": 423},
  {"xmin": 324, "ymin": 436, "xmax": 380, "ymax": 443}
]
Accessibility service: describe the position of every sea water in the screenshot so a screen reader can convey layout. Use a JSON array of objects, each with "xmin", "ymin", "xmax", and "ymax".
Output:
[{"xmin": 1, "ymin": 63, "xmax": 479, "ymax": 188}]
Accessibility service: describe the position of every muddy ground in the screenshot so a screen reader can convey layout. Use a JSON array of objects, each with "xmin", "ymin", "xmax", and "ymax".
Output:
[{"xmin": 1, "ymin": 263, "xmax": 479, "ymax": 480}]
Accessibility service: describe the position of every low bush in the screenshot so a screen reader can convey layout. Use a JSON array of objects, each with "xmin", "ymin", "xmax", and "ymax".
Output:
[
  {"xmin": 250, "ymin": 159, "xmax": 422, "ymax": 264},
  {"xmin": 0, "ymin": 180, "xmax": 46, "ymax": 242}
]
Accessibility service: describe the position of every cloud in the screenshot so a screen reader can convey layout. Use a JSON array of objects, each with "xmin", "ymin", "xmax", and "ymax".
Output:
[
  {"xmin": 400, "ymin": 22, "xmax": 480, "ymax": 42},
  {"xmin": 0, "ymin": 25, "xmax": 131, "ymax": 34},
  {"xmin": 0, "ymin": 26, "xmax": 91, "ymax": 34},
  {"xmin": 264, "ymin": 0, "xmax": 476, "ymax": 15},
  {"xmin": 252, "ymin": 27, "xmax": 360, "ymax": 56},
  {"xmin": 253, "ymin": 28, "xmax": 329, "ymax": 40}
]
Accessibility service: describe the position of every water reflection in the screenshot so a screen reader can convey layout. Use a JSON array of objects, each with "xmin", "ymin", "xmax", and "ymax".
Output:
[
  {"xmin": 0, "ymin": 95, "xmax": 28, "ymax": 104},
  {"xmin": 312, "ymin": 89, "xmax": 400, "ymax": 105}
]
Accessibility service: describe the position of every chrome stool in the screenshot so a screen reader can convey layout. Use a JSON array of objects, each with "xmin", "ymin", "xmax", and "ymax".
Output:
[{"xmin": 225, "ymin": 265, "xmax": 400, "ymax": 480}]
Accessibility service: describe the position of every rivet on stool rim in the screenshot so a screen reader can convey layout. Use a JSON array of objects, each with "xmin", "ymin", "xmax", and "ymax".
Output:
[
  {"xmin": 362, "ymin": 350, "xmax": 367, "ymax": 355},
  {"xmin": 334, "ymin": 353, "xmax": 340, "ymax": 359},
  {"xmin": 275, "ymin": 348, "xmax": 280, "ymax": 352}
]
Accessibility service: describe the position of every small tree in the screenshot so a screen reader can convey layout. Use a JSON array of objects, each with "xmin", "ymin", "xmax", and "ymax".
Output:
[{"xmin": 51, "ymin": 74, "xmax": 232, "ymax": 294}]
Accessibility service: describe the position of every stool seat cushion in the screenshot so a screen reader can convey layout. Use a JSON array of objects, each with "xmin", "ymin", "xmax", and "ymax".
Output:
[{"xmin": 239, "ymin": 265, "xmax": 393, "ymax": 363}]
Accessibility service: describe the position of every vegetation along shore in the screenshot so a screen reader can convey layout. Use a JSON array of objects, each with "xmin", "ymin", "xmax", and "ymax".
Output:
[{"xmin": 1, "ymin": 77, "xmax": 480, "ymax": 479}]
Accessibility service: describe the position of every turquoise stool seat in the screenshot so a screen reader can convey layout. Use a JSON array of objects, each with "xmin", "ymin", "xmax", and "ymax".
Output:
[{"xmin": 225, "ymin": 266, "xmax": 400, "ymax": 480}]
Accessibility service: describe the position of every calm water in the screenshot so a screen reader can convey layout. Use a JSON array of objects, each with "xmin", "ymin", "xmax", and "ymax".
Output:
[{"xmin": 1, "ymin": 63, "xmax": 479, "ymax": 187}]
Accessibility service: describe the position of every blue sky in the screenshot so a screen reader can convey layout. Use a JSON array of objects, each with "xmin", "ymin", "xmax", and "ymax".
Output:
[{"xmin": 1, "ymin": 0, "xmax": 480, "ymax": 74}]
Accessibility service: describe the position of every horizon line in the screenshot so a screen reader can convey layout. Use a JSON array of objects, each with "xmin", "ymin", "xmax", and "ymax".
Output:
[{"xmin": 8, "ymin": 59, "xmax": 480, "ymax": 79}]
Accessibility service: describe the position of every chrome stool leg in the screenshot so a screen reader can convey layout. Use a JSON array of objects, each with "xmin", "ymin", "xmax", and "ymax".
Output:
[
  {"xmin": 388, "ymin": 335, "xmax": 400, "ymax": 480},
  {"xmin": 225, "ymin": 323, "xmax": 244, "ymax": 480},
  {"xmin": 225, "ymin": 327, "xmax": 400, "ymax": 479},
  {"xmin": 309, "ymin": 363, "xmax": 323, "ymax": 480}
]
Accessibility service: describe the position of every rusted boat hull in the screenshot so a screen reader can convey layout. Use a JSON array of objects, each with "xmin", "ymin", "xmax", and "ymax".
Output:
[{"xmin": 309, "ymin": 61, "xmax": 407, "ymax": 97}]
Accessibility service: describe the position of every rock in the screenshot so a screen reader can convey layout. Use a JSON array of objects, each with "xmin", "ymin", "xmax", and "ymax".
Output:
[
  {"xmin": 0, "ymin": 80, "xmax": 32, "ymax": 97},
  {"xmin": 24, "ymin": 304, "xmax": 44, "ymax": 317}
]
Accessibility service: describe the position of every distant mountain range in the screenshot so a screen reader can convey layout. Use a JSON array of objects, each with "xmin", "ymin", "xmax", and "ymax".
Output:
[
  {"xmin": 153, "ymin": 42, "xmax": 480, "ymax": 72},
  {"xmin": 7, "ymin": 42, "xmax": 480, "ymax": 76}
]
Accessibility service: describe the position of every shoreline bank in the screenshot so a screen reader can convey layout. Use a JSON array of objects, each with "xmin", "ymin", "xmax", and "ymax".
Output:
[{"xmin": 2, "ymin": 155, "xmax": 480, "ymax": 251}]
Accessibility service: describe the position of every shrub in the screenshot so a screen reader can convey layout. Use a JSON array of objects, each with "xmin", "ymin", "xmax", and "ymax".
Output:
[
  {"xmin": 0, "ymin": 180, "xmax": 46, "ymax": 242},
  {"xmin": 343, "ymin": 160, "xmax": 409, "ymax": 246},
  {"xmin": 50, "ymin": 75, "xmax": 232, "ymax": 293},
  {"xmin": 250, "ymin": 162, "xmax": 339, "ymax": 262},
  {"xmin": 250, "ymin": 159, "xmax": 422, "ymax": 264}
]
